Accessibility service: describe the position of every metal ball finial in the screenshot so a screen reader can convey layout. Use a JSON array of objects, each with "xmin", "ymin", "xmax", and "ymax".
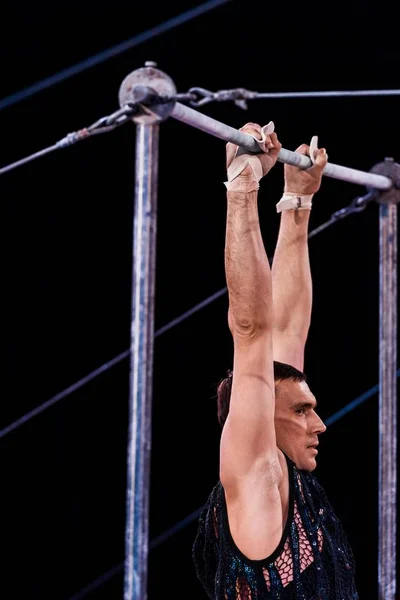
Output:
[{"xmin": 119, "ymin": 64, "xmax": 176, "ymax": 124}]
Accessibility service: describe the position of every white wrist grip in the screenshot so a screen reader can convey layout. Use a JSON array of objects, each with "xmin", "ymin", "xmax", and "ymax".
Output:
[
  {"xmin": 224, "ymin": 155, "xmax": 264, "ymax": 192},
  {"xmin": 225, "ymin": 121, "xmax": 275, "ymax": 193},
  {"xmin": 276, "ymin": 194, "xmax": 314, "ymax": 213}
]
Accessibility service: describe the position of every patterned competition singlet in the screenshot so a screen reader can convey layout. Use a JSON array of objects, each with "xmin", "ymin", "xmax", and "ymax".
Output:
[{"xmin": 192, "ymin": 454, "xmax": 359, "ymax": 599}]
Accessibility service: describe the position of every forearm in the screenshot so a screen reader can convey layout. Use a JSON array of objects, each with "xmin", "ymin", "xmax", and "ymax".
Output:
[
  {"xmin": 226, "ymin": 190, "xmax": 274, "ymax": 335},
  {"xmin": 271, "ymin": 209, "xmax": 312, "ymax": 341}
]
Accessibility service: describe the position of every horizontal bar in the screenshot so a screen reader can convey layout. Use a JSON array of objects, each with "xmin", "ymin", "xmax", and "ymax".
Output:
[{"xmin": 171, "ymin": 102, "xmax": 392, "ymax": 190}]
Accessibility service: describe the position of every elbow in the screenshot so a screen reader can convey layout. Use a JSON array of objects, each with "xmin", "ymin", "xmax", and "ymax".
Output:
[
  {"xmin": 228, "ymin": 309, "xmax": 271, "ymax": 340},
  {"xmin": 274, "ymin": 325, "xmax": 308, "ymax": 347}
]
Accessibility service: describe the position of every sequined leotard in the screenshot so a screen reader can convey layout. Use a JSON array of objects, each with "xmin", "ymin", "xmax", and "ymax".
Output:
[{"xmin": 192, "ymin": 453, "xmax": 358, "ymax": 599}]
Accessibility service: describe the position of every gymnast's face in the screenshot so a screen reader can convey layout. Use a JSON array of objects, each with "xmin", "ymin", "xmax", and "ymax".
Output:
[{"xmin": 274, "ymin": 379, "xmax": 326, "ymax": 472}]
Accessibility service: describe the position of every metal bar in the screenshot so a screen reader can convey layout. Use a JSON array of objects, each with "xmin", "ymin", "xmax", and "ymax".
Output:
[
  {"xmin": 124, "ymin": 123, "xmax": 159, "ymax": 600},
  {"xmin": 378, "ymin": 203, "xmax": 397, "ymax": 600},
  {"xmin": 170, "ymin": 102, "xmax": 392, "ymax": 190}
]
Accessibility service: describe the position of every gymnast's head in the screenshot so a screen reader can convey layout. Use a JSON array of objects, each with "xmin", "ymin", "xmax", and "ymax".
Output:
[{"xmin": 217, "ymin": 361, "xmax": 327, "ymax": 471}]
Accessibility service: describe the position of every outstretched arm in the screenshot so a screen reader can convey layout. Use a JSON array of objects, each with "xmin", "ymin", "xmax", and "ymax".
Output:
[
  {"xmin": 220, "ymin": 123, "xmax": 282, "ymax": 488},
  {"xmin": 272, "ymin": 143, "xmax": 327, "ymax": 371}
]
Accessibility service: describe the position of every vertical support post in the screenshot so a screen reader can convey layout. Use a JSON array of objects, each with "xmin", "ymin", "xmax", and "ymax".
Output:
[
  {"xmin": 124, "ymin": 122, "xmax": 159, "ymax": 600},
  {"xmin": 378, "ymin": 202, "xmax": 397, "ymax": 600},
  {"xmin": 118, "ymin": 61, "xmax": 177, "ymax": 600}
]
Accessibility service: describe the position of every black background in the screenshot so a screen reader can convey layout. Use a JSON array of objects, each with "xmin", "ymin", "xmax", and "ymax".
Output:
[{"xmin": 2, "ymin": 1, "xmax": 399, "ymax": 598}]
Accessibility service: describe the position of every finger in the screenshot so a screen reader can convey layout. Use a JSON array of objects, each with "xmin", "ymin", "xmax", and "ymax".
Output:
[
  {"xmin": 266, "ymin": 135, "xmax": 274, "ymax": 149},
  {"xmin": 260, "ymin": 120, "xmax": 275, "ymax": 148},
  {"xmin": 269, "ymin": 132, "xmax": 282, "ymax": 152},
  {"xmin": 306, "ymin": 150, "xmax": 328, "ymax": 177},
  {"xmin": 294, "ymin": 143, "xmax": 310, "ymax": 156},
  {"xmin": 240, "ymin": 122, "xmax": 261, "ymax": 132},
  {"xmin": 313, "ymin": 148, "xmax": 328, "ymax": 169},
  {"xmin": 242, "ymin": 127, "xmax": 263, "ymax": 140}
]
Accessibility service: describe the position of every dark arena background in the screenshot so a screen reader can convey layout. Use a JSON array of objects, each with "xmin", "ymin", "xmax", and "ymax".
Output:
[{"xmin": 2, "ymin": 1, "xmax": 399, "ymax": 599}]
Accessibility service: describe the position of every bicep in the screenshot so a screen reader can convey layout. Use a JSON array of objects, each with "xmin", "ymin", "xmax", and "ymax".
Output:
[{"xmin": 220, "ymin": 334, "xmax": 278, "ymax": 489}]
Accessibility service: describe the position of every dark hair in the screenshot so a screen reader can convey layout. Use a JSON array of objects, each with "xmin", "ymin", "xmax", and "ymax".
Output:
[{"xmin": 216, "ymin": 361, "xmax": 306, "ymax": 427}]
